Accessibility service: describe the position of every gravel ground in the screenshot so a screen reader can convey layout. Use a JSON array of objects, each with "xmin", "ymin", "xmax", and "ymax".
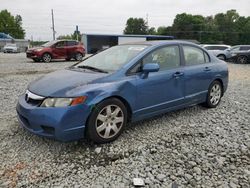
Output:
[{"xmin": 0, "ymin": 53, "xmax": 249, "ymax": 188}]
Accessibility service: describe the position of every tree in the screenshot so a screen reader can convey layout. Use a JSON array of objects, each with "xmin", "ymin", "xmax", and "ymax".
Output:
[
  {"xmin": 124, "ymin": 18, "xmax": 148, "ymax": 34},
  {"xmin": 147, "ymin": 27, "xmax": 157, "ymax": 35},
  {"xmin": 0, "ymin": 9, "xmax": 25, "ymax": 39},
  {"xmin": 157, "ymin": 26, "xmax": 172, "ymax": 36},
  {"xmin": 171, "ymin": 13, "xmax": 206, "ymax": 41}
]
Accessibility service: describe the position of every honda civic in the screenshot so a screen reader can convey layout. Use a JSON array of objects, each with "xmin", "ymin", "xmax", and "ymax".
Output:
[{"xmin": 16, "ymin": 41, "xmax": 228, "ymax": 143}]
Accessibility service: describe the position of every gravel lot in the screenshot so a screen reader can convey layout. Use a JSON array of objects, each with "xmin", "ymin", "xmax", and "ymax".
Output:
[{"xmin": 0, "ymin": 53, "xmax": 249, "ymax": 188}]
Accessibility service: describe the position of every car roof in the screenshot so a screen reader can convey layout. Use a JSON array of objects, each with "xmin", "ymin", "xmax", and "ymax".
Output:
[
  {"xmin": 231, "ymin": 45, "xmax": 250, "ymax": 47},
  {"xmin": 202, "ymin": 44, "xmax": 231, "ymax": 47},
  {"xmin": 121, "ymin": 40, "xmax": 199, "ymax": 46}
]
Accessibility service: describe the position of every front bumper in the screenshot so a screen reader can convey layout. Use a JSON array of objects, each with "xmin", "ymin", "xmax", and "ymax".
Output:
[
  {"xmin": 16, "ymin": 94, "xmax": 91, "ymax": 142},
  {"xmin": 26, "ymin": 51, "xmax": 41, "ymax": 59}
]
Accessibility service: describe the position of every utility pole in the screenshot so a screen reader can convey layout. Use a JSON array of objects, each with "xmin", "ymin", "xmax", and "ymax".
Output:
[
  {"xmin": 146, "ymin": 13, "xmax": 149, "ymax": 26},
  {"xmin": 51, "ymin": 9, "xmax": 56, "ymax": 40}
]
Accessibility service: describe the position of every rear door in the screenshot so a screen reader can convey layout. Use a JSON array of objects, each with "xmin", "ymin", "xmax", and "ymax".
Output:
[
  {"xmin": 182, "ymin": 45, "xmax": 212, "ymax": 104},
  {"xmin": 66, "ymin": 40, "xmax": 77, "ymax": 58}
]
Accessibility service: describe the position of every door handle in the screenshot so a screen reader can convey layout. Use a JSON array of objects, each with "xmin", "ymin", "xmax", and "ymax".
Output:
[
  {"xmin": 204, "ymin": 67, "xmax": 211, "ymax": 72},
  {"xmin": 173, "ymin": 72, "xmax": 184, "ymax": 78}
]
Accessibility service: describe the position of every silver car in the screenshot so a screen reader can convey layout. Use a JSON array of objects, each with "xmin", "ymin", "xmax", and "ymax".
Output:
[
  {"xmin": 202, "ymin": 44, "xmax": 231, "ymax": 60},
  {"xmin": 3, "ymin": 43, "xmax": 19, "ymax": 53}
]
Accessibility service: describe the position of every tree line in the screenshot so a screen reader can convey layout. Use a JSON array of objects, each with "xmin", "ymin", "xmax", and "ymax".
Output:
[
  {"xmin": 0, "ymin": 10, "xmax": 25, "ymax": 39},
  {"xmin": 124, "ymin": 10, "xmax": 250, "ymax": 45},
  {"xmin": 1, "ymin": 9, "xmax": 250, "ymax": 45}
]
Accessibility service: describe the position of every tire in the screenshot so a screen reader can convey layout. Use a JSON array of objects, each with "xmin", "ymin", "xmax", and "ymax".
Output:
[
  {"xmin": 74, "ymin": 52, "xmax": 83, "ymax": 61},
  {"xmin": 204, "ymin": 80, "xmax": 222, "ymax": 108},
  {"xmin": 65, "ymin": 58, "xmax": 71, "ymax": 61},
  {"xmin": 42, "ymin": 53, "xmax": 52, "ymax": 63},
  {"xmin": 32, "ymin": 58, "xmax": 40, "ymax": 62},
  {"xmin": 86, "ymin": 98, "xmax": 127, "ymax": 144},
  {"xmin": 217, "ymin": 54, "xmax": 226, "ymax": 61},
  {"xmin": 237, "ymin": 55, "xmax": 248, "ymax": 64}
]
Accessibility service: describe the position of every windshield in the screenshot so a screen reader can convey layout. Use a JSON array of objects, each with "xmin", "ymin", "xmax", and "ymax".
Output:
[
  {"xmin": 76, "ymin": 45, "xmax": 148, "ymax": 72},
  {"xmin": 41, "ymin": 41, "xmax": 57, "ymax": 47},
  {"xmin": 6, "ymin": 43, "xmax": 16, "ymax": 47}
]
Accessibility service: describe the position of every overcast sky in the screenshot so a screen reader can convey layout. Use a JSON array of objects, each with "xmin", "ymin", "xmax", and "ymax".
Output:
[{"xmin": 1, "ymin": 0, "xmax": 249, "ymax": 41}]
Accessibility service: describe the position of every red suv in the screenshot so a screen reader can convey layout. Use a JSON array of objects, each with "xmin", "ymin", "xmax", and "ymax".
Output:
[{"xmin": 26, "ymin": 40, "xmax": 85, "ymax": 63}]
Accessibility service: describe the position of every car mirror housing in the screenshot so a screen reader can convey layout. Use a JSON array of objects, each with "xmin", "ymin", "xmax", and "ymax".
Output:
[
  {"xmin": 141, "ymin": 63, "xmax": 160, "ymax": 79},
  {"xmin": 142, "ymin": 63, "xmax": 160, "ymax": 73}
]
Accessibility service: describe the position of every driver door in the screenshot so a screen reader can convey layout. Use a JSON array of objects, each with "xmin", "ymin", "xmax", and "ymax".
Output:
[
  {"xmin": 52, "ymin": 41, "xmax": 67, "ymax": 59},
  {"xmin": 133, "ymin": 45, "xmax": 185, "ymax": 118}
]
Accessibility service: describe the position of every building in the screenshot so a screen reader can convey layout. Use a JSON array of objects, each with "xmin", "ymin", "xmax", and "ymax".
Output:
[
  {"xmin": 81, "ymin": 34, "xmax": 174, "ymax": 54},
  {"xmin": 0, "ymin": 32, "xmax": 30, "ymax": 52}
]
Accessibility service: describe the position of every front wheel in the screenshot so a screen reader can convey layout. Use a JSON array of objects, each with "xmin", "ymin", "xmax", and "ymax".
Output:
[
  {"xmin": 74, "ymin": 52, "xmax": 83, "ymax": 61},
  {"xmin": 237, "ymin": 56, "xmax": 248, "ymax": 64},
  {"xmin": 42, "ymin": 53, "xmax": 52, "ymax": 63},
  {"xmin": 204, "ymin": 81, "xmax": 222, "ymax": 108},
  {"xmin": 86, "ymin": 98, "xmax": 127, "ymax": 144}
]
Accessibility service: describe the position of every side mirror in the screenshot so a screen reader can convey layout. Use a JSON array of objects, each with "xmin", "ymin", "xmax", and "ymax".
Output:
[
  {"xmin": 142, "ymin": 63, "xmax": 160, "ymax": 73},
  {"xmin": 141, "ymin": 63, "xmax": 159, "ymax": 79}
]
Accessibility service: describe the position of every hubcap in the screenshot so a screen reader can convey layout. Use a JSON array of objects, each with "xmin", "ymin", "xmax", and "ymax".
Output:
[
  {"xmin": 76, "ymin": 53, "xmax": 82, "ymax": 61},
  {"xmin": 43, "ymin": 54, "xmax": 51, "ymax": 62},
  {"xmin": 95, "ymin": 105, "xmax": 124, "ymax": 139},
  {"xmin": 210, "ymin": 84, "xmax": 221, "ymax": 105},
  {"xmin": 238, "ymin": 56, "xmax": 247, "ymax": 64}
]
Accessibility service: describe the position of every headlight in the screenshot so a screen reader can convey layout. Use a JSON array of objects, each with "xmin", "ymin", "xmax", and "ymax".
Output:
[
  {"xmin": 40, "ymin": 96, "xmax": 87, "ymax": 107},
  {"xmin": 34, "ymin": 48, "xmax": 43, "ymax": 52}
]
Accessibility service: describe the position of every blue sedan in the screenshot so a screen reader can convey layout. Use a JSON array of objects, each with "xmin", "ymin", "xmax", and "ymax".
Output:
[{"xmin": 16, "ymin": 41, "xmax": 228, "ymax": 143}]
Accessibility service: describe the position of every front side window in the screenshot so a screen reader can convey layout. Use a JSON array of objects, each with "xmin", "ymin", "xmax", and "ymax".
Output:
[
  {"xmin": 183, "ymin": 46, "xmax": 207, "ymax": 66},
  {"xmin": 55, "ymin": 41, "xmax": 65, "ymax": 48},
  {"xmin": 230, "ymin": 46, "xmax": 240, "ymax": 52}
]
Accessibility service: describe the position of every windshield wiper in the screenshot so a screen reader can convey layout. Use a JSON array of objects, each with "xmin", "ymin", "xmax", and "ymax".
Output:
[{"xmin": 77, "ymin": 65, "xmax": 108, "ymax": 73}]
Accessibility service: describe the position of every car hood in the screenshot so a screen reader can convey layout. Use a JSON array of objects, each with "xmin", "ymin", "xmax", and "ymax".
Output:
[
  {"xmin": 28, "ymin": 69, "xmax": 109, "ymax": 97},
  {"xmin": 27, "ymin": 46, "xmax": 46, "ymax": 51}
]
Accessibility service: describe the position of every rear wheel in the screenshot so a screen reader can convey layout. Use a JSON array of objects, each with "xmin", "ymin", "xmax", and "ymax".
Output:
[
  {"xmin": 42, "ymin": 53, "xmax": 52, "ymax": 63},
  {"xmin": 237, "ymin": 55, "xmax": 248, "ymax": 64},
  {"xmin": 205, "ymin": 80, "xmax": 222, "ymax": 108},
  {"xmin": 65, "ymin": 57, "xmax": 71, "ymax": 61},
  {"xmin": 74, "ymin": 52, "xmax": 83, "ymax": 61},
  {"xmin": 86, "ymin": 98, "xmax": 127, "ymax": 144}
]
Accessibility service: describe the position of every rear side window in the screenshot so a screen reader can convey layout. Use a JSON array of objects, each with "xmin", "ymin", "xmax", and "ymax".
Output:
[
  {"xmin": 240, "ymin": 46, "xmax": 250, "ymax": 51},
  {"xmin": 67, "ymin": 41, "xmax": 77, "ymax": 46},
  {"xmin": 183, "ymin": 45, "xmax": 208, "ymax": 66}
]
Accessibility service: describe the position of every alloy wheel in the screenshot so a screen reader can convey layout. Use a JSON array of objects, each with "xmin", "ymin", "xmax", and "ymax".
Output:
[
  {"xmin": 75, "ymin": 53, "xmax": 83, "ymax": 61},
  {"xmin": 209, "ymin": 84, "xmax": 221, "ymax": 105},
  {"xmin": 43, "ymin": 53, "xmax": 51, "ymax": 63},
  {"xmin": 95, "ymin": 105, "xmax": 124, "ymax": 139},
  {"xmin": 237, "ymin": 56, "xmax": 248, "ymax": 64}
]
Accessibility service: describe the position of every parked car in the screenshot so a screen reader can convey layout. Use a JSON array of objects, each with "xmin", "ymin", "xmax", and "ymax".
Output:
[
  {"xmin": 201, "ymin": 44, "xmax": 231, "ymax": 60},
  {"xmin": 26, "ymin": 40, "xmax": 85, "ymax": 62},
  {"xmin": 17, "ymin": 41, "xmax": 228, "ymax": 143},
  {"xmin": 227, "ymin": 45, "xmax": 250, "ymax": 64},
  {"xmin": 0, "ymin": 32, "xmax": 13, "ymax": 40},
  {"xmin": 3, "ymin": 43, "xmax": 19, "ymax": 53}
]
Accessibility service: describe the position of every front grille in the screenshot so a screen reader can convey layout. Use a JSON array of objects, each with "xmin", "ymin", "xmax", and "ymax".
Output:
[
  {"xmin": 25, "ymin": 90, "xmax": 45, "ymax": 106},
  {"xmin": 26, "ymin": 98, "xmax": 43, "ymax": 106}
]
